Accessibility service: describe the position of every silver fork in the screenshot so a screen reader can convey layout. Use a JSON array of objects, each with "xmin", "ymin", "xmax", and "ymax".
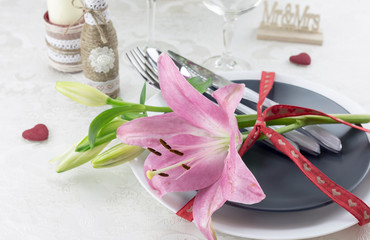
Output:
[{"xmin": 126, "ymin": 48, "xmax": 327, "ymax": 155}]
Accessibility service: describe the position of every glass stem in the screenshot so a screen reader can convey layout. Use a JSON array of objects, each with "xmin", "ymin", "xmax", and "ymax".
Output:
[
  {"xmin": 146, "ymin": 0, "xmax": 157, "ymax": 46},
  {"xmin": 221, "ymin": 15, "xmax": 237, "ymax": 64}
]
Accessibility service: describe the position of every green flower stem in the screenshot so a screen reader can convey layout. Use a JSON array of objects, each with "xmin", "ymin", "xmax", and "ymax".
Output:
[
  {"xmin": 108, "ymin": 97, "xmax": 370, "ymax": 128},
  {"xmin": 241, "ymin": 122, "xmax": 304, "ymax": 141},
  {"xmin": 144, "ymin": 105, "xmax": 173, "ymax": 112},
  {"xmin": 240, "ymin": 114, "xmax": 370, "ymax": 141},
  {"xmin": 294, "ymin": 114, "xmax": 370, "ymax": 125},
  {"xmin": 237, "ymin": 114, "xmax": 370, "ymax": 128},
  {"xmin": 107, "ymin": 98, "xmax": 172, "ymax": 113}
]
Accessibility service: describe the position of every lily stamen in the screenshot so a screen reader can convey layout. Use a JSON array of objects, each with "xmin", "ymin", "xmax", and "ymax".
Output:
[
  {"xmin": 146, "ymin": 156, "xmax": 195, "ymax": 180},
  {"xmin": 170, "ymin": 149, "xmax": 184, "ymax": 156},
  {"xmin": 182, "ymin": 164, "xmax": 191, "ymax": 170},
  {"xmin": 159, "ymin": 139, "xmax": 171, "ymax": 150},
  {"xmin": 147, "ymin": 147, "xmax": 162, "ymax": 156}
]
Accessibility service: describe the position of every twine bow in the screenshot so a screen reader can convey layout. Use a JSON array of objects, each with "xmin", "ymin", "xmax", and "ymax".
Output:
[
  {"xmin": 177, "ymin": 71, "xmax": 370, "ymax": 226},
  {"xmin": 65, "ymin": 0, "xmax": 108, "ymax": 43}
]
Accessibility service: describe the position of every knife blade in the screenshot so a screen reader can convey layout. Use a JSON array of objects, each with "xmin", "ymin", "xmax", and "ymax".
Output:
[
  {"xmin": 167, "ymin": 50, "xmax": 277, "ymax": 108},
  {"xmin": 167, "ymin": 50, "xmax": 342, "ymax": 153}
]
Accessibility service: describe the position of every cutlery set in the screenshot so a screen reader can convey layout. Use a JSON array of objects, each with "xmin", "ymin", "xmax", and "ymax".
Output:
[{"xmin": 126, "ymin": 47, "xmax": 342, "ymax": 156}]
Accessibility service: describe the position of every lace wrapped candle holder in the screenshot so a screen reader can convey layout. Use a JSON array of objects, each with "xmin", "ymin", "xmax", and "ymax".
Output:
[{"xmin": 43, "ymin": 12, "xmax": 83, "ymax": 73}]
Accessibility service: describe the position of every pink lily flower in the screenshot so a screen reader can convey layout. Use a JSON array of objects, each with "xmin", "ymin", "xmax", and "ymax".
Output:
[{"xmin": 117, "ymin": 54, "xmax": 265, "ymax": 239}]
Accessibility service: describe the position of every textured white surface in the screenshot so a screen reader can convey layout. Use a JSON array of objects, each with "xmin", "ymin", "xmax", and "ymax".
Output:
[{"xmin": 0, "ymin": 0, "xmax": 369, "ymax": 239}]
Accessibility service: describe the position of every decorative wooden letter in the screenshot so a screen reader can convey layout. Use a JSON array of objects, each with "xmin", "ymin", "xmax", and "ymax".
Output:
[{"xmin": 257, "ymin": 1, "xmax": 323, "ymax": 45}]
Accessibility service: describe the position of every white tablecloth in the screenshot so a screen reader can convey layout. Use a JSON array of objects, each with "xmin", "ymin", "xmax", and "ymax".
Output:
[{"xmin": 1, "ymin": 0, "xmax": 369, "ymax": 239}]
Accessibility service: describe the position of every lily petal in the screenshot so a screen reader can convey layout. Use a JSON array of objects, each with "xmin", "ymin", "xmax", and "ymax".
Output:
[
  {"xmin": 212, "ymin": 84, "xmax": 244, "ymax": 120},
  {"xmin": 158, "ymin": 54, "xmax": 231, "ymax": 135},
  {"xmin": 193, "ymin": 135, "xmax": 264, "ymax": 240},
  {"xmin": 117, "ymin": 112, "xmax": 206, "ymax": 147},
  {"xmin": 221, "ymin": 135, "xmax": 265, "ymax": 204},
  {"xmin": 144, "ymin": 134, "xmax": 227, "ymax": 196},
  {"xmin": 193, "ymin": 179, "xmax": 226, "ymax": 240},
  {"xmin": 212, "ymin": 84, "xmax": 244, "ymax": 144}
]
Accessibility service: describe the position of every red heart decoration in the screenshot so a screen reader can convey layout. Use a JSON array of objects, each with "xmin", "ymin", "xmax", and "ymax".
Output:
[
  {"xmin": 22, "ymin": 124, "xmax": 49, "ymax": 141},
  {"xmin": 289, "ymin": 53, "xmax": 311, "ymax": 65}
]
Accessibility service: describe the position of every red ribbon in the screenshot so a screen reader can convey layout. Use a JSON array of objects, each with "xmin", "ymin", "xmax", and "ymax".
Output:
[
  {"xmin": 176, "ymin": 196, "xmax": 195, "ymax": 222},
  {"xmin": 177, "ymin": 71, "xmax": 370, "ymax": 226}
]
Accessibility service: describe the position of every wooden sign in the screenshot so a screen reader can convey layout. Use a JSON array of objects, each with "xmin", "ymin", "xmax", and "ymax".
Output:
[{"xmin": 257, "ymin": 1, "xmax": 323, "ymax": 45}]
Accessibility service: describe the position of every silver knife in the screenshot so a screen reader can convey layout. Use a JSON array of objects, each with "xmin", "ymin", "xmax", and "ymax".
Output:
[{"xmin": 167, "ymin": 50, "xmax": 342, "ymax": 153}]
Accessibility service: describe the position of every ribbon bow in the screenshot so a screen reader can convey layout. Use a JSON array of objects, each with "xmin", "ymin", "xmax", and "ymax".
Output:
[
  {"xmin": 65, "ymin": 0, "xmax": 108, "ymax": 43},
  {"xmin": 177, "ymin": 71, "xmax": 370, "ymax": 226}
]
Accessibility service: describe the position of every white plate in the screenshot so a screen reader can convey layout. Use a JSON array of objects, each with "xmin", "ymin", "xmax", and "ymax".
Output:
[{"xmin": 129, "ymin": 71, "xmax": 370, "ymax": 240}]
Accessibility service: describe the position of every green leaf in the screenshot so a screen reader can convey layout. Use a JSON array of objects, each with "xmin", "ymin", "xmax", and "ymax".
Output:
[
  {"xmin": 140, "ymin": 82, "xmax": 147, "ymax": 105},
  {"xmin": 121, "ymin": 112, "xmax": 147, "ymax": 121},
  {"xmin": 76, "ymin": 119, "xmax": 126, "ymax": 152},
  {"xmin": 76, "ymin": 133, "xmax": 116, "ymax": 152},
  {"xmin": 88, "ymin": 105, "xmax": 145, "ymax": 148},
  {"xmin": 139, "ymin": 82, "xmax": 148, "ymax": 117},
  {"xmin": 188, "ymin": 76, "xmax": 212, "ymax": 94}
]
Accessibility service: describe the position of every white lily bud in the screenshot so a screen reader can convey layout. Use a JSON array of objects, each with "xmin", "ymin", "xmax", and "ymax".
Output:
[
  {"xmin": 52, "ymin": 141, "xmax": 110, "ymax": 173},
  {"xmin": 56, "ymin": 81, "xmax": 110, "ymax": 106},
  {"xmin": 92, "ymin": 143, "xmax": 144, "ymax": 168}
]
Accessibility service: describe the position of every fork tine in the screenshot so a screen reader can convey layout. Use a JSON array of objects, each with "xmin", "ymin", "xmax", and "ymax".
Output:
[
  {"xmin": 130, "ymin": 49, "xmax": 159, "ymax": 84},
  {"xmin": 126, "ymin": 51, "xmax": 150, "ymax": 81},
  {"xmin": 126, "ymin": 50, "xmax": 160, "ymax": 90},
  {"xmin": 132, "ymin": 47, "xmax": 159, "ymax": 80},
  {"xmin": 137, "ymin": 47, "xmax": 158, "ymax": 72}
]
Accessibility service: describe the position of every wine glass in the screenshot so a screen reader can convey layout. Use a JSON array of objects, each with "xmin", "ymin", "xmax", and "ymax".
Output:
[
  {"xmin": 202, "ymin": 0, "xmax": 261, "ymax": 71},
  {"xmin": 122, "ymin": 0, "xmax": 176, "ymax": 65},
  {"xmin": 146, "ymin": 0, "xmax": 157, "ymax": 47},
  {"xmin": 145, "ymin": 0, "xmax": 178, "ymax": 51}
]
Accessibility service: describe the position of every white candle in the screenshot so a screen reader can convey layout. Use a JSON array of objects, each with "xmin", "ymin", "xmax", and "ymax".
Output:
[{"xmin": 47, "ymin": 0, "xmax": 84, "ymax": 25}]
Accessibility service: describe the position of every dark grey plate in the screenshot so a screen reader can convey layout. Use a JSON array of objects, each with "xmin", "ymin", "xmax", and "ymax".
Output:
[{"xmin": 227, "ymin": 80, "xmax": 370, "ymax": 212}]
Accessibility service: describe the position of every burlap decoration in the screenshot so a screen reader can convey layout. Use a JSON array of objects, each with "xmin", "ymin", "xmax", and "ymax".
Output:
[{"xmin": 80, "ymin": 1, "xmax": 120, "ymax": 98}]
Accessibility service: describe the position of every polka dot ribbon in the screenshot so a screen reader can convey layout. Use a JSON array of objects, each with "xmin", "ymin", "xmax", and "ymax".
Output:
[{"xmin": 177, "ymin": 71, "xmax": 370, "ymax": 225}]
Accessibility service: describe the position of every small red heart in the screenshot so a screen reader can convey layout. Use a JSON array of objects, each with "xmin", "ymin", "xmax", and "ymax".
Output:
[
  {"xmin": 22, "ymin": 124, "xmax": 49, "ymax": 141},
  {"xmin": 289, "ymin": 53, "xmax": 311, "ymax": 65}
]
